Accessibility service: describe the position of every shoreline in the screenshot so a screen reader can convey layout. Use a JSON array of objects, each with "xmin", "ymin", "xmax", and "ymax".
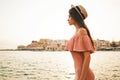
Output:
[{"xmin": 0, "ymin": 48, "xmax": 120, "ymax": 51}]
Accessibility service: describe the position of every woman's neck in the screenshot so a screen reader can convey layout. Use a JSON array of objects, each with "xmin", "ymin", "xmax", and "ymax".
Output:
[{"xmin": 74, "ymin": 24, "xmax": 81, "ymax": 32}]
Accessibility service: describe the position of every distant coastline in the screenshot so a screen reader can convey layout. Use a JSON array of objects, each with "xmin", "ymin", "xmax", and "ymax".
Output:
[
  {"xmin": 0, "ymin": 49, "xmax": 66, "ymax": 51},
  {"xmin": 0, "ymin": 49, "xmax": 45, "ymax": 51},
  {"xmin": 1, "ymin": 38, "xmax": 120, "ymax": 52},
  {"xmin": 0, "ymin": 47, "xmax": 120, "ymax": 51},
  {"xmin": 0, "ymin": 49, "xmax": 19, "ymax": 51}
]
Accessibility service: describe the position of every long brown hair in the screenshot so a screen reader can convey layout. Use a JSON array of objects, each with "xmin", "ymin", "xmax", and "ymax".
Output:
[{"xmin": 69, "ymin": 7, "xmax": 95, "ymax": 49}]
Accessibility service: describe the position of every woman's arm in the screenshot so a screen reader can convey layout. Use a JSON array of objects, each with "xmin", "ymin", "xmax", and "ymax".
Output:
[{"xmin": 79, "ymin": 52, "xmax": 90, "ymax": 80}]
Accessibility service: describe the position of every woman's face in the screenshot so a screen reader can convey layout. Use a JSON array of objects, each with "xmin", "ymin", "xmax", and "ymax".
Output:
[{"xmin": 68, "ymin": 15, "xmax": 75, "ymax": 25}]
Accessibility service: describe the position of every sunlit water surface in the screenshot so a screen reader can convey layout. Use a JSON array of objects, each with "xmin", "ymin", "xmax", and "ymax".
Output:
[{"xmin": 0, "ymin": 51, "xmax": 120, "ymax": 80}]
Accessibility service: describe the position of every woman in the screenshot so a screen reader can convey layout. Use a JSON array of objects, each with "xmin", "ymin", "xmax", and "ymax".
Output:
[{"xmin": 66, "ymin": 4, "xmax": 95, "ymax": 80}]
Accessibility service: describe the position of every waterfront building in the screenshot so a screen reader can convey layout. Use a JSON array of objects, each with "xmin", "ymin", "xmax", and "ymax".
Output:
[
  {"xmin": 17, "ymin": 45, "xmax": 26, "ymax": 50},
  {"xmin": 17, "ymin": 38, "xmax": 68, "ymax": 51},
  {"xmin": 96, "ymin": 39, "xmax": 110, "ymax": 50}
]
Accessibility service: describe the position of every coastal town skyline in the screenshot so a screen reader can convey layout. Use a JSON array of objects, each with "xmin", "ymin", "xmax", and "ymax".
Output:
[
  {"xmin": 0, "ymin": 0, "xmax": 120, "ymax": 49},
  {"xmin": 16, "ymin": 38, "xmax": 120, "ymax": 51},
  {"xmin": 0, "ymin": 37, "xmax": 120, "ymax": 50}
]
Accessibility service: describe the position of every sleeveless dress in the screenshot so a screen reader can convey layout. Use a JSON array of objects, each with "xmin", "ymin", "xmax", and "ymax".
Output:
[{"xmin": 66, "ymin": 28, "xmax": 95, "ymax": 80}]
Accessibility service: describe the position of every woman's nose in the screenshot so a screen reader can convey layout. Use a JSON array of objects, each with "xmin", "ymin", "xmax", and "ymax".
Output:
[{"xmin": 67, "ymin": 19, "xmax": 69, "ymax": 21}]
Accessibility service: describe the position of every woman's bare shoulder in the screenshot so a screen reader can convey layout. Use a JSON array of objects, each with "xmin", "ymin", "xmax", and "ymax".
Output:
[{"xmin": 77, "ymin": 28, "xmax": 87, "ymax": 36}]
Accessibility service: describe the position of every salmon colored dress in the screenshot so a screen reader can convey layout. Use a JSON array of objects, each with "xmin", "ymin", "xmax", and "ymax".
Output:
[{"xmin": 66, "ymin": 28, "xmax": 95, "ymax": 80}]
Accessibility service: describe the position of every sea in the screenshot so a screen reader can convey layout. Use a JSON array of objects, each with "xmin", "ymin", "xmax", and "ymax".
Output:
[{"xmin": 0, "ymin": 51, "xmax": 120, "ymax": 80}]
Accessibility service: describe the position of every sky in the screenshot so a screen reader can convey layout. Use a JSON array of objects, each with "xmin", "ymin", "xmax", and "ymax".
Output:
[{"xmin": 0, "ymin": 0, "xmax": 120, "ymax": 49}]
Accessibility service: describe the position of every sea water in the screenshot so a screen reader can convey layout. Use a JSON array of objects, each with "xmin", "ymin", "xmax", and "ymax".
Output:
[{"xmin": 0, "ymin": 51, "xmax": 120, "ymax": 80}]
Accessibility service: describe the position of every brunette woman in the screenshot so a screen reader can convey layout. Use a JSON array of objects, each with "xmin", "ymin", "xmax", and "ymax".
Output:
[{"xmin": 66, "ymin": 4, "xmax": 95, "ymax": 80}]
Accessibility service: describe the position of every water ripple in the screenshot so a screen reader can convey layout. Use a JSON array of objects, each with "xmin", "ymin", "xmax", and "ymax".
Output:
[{"xmin": 0, "ymin": 51, "xmax": 120, "ymax": 80}]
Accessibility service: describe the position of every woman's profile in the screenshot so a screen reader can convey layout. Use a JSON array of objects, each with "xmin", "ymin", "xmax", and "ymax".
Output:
[{"xmin": 66, "ymin": 4, "xmax": 95, "ymax": 80}]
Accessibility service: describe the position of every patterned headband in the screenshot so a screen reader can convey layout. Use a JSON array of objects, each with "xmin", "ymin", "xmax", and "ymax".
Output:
[{"xmin": 71, "ymin": 5, "xmax": 85, "ymax": 19}]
